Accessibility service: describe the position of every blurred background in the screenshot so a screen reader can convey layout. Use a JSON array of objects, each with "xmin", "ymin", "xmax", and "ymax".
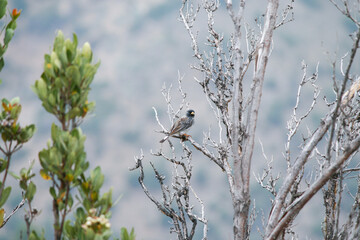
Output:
[{"xmin": 0, "ymin": 0, "xmax": 358, "ymax": 239}]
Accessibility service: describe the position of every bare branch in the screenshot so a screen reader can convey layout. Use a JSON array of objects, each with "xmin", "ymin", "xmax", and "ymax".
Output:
[
  {"xmin": 0, "ymin": 197, "xmax": 26, "ymax": 228},
  {"xmin": 254, "ymin": 140, "xmax": 280, "ymax": 196},
  {"xmin": 285, "ymin": 62, "xmax": 320, "ymax": 167},
  {"xmin": 267, "ymin": 134, "xmax": 360, "ymax": 240},
  {"xmin": 329, "ymin": 0, "xmax": 360, "ymax": 25},
  {"xmin": 274, "ymin": 0, "xmax": 295, "ymax": 29},
  {"xmin": 187, "ymin": 136, "xmax": 225, "ymax": 171}
]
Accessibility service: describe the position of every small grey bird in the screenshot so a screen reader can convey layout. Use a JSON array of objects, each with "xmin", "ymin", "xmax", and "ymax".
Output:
[{"xmin": 160, "ymin": 109, "xmax": 195, "ymax": 143}]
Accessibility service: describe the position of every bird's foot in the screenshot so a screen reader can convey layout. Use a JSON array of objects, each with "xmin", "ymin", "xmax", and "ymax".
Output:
[{"xmin": 180, "ymin": 133, "xmax": 191, "ymax": 142}]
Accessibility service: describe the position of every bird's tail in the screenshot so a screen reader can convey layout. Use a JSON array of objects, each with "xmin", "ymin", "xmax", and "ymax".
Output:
[{"xmin": 160, "ymin": 136, "xmax": 169, "ymax": 143}]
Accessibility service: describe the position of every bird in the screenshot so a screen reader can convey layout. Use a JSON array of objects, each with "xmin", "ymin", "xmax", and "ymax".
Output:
[{"xmin": 160, "ymin": 109, "xmax": 195, "ymax": 143}]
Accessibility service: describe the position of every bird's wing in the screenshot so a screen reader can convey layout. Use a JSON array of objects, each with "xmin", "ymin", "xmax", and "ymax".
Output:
[{"xmin": 169, "ymin": 117, "xmax": 186, "ymax": 135}]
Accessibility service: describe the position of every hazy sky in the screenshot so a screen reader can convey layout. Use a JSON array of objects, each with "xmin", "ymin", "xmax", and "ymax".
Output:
[{"xmin": 1, "ymin": 1, "xmax": 358, "ymax": 239}]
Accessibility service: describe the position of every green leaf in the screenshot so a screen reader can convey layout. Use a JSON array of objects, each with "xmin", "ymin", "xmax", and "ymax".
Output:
[
  {"xmin": 32, "ymin": 78, "xmax": 48, "ymax": 100},
  {"xmin": 50, "ymin": 51, "xmax": 61, "ymax": 70},
  {"xmin": 74, "ymin": 161, "xmax": 89, "ymax": 178},
  {"xmin": 10, "ymin": 105, "xmax": 21, "ymax": 121},
  {"xmin": 65, "ymin": 65, "xmax": 80, "ymax": 86},
  {"xmin": 129, "ymin": 228, "xmax": 135, "ymax": 240},
  {"xmin": 43, "ymin": 63, "xmax": 55, "ymax": 79},
  {"xmin": 120, "ymin": 227, "xmax": 129, "ymax": 240},
  {"xmin": 1, "ymin": 98, "xmax": 9, "ymax": 106},
  {"xmin": 83, "ymin": 62, "xmax": 100, "ymax": 86},
  {"xmin": 68, "ymin": 107, "xmax": 80, "ymax": 119},
  {"xmin": 49, "ymin": 187, "xmax": 57, "ymax": 199},
  {"xmin": 2, "ymin": 131, "xmax": 11, "ymax": 142},
  {"xmin": 83, "ymin": 198, "xmax": 91, "ymax": 211},
  {"xmin": 9, "ymin": 171, "xmax": 20, "ymax": 180},
  {"xmin": 29, "ymin": 229, "xmax": 46, "ymax": 240},
  {"xmin": 20, "ymin": 167, "xmax": 27, "ymax": 178},
  {"xmin": 19, "ymin": 179, "xmax": 27, "ymax": 190},
  {"xmin": 85, "ymin": 228, "xmax": 95, "ymax": 239},
  {"xmin": 48, "ymin": 93, "xmax": 56, "ymax": 107},
  {"xmin": 72, "ymin": 33, "xmax": 78, "ymax": 49},
  {"xmin": 0, "ymin": 57, "xmax": 4, "ymax": 72},
  {"xmin": 19, "ymin": 124, "xmax": 36, "ymax": 143},
  {"xmin": 4, "ymin": 28, "xmax": 14, "ymax": 45},
  {"xmin": 7, "ymin": 18, "xmax": 17, "ymax": 30},
  {"xmin": 94, "ymin": 234, "xmax": 102, "ymax": 240},
  {"xmin": 10, "ymin": 97, "xmax": 20, "ymax": 105},
  {"xmin": 51, "ymin": 123, "xmax": 59, "ymax": 141},
  {"xmin": 38, "ymin": 151, "xmax": 48, "ymax": 170},
  {"xmin": 90, "ymin": 167, "xmax": 104, "ymax": 191},
  {"xmin": 0, "ymin": 159, "xmax": 6, "ymax": 172},
  {"xmin": 64, "ymin": 220, "xmax": 74, "ymax": 237},
  {"xmin": 120, "ymin": 227, "xmax": 135, "ymax": 240},
  {"xmin": 54, "ymin": 77, "xmax": 62, "ymax": 88},
  {"xmin": 48, "ymin": 148, "xmax": 62, "ymax": 170},
  {"xmin": 64, "ymin": 38, "xmax": 73, "ymax": 50},
  {"xmin": 67, "ymin": 194, "xmax": 73, "ymax": 208},
  {"xmin": 81, "ymin": 42, "xmax": 92, "ymax": 62},
  {"xmin": 0, "ymin": 186, "xmax": 11, "ymax": 207},
  {"xmin": 58, "ymin": 47, "xmax": 68, "ymax": 66},
  {"xmin": 25, "ymin": 181, "xmax": 36, "ymax": 202},
  {"xmin": 42, "ymin": 102, "xmax": 54, "ymax": 114},
  {"xmin": 0, "ymin": 0, "xmax": 7, "ymax": 19},
  {"xmin": 0, "ymin": 44, "xmax": 4, "ymax": 57},
  {"xmin": 75, "ymin": 207, "xmax": 85, "ymax": 221},
  {"xmin": 53, "ymin": 30, "xmax": 64, "ymax": 53}
]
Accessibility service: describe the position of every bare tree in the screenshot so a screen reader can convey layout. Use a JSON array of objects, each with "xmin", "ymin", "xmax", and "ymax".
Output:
[
  {"xmin": 178, "ymin": 0, "xmax": 282, "ymax": 239},
  {"xmin": 131, "ymin": 76, "xmax": 208, "ymax": 240},
  {"xmin": 131, "ymin": 0, "xmax": 360, "ymax": 239},
  {"xmin": 264, "ymin": 1, "xmax": 360, "ymax": 238}
]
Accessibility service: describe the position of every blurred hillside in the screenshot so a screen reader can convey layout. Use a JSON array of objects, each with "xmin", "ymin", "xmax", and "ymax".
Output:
[{"xmin": 0, "ymin": 0, "xmax": 358, "ymax": 239}]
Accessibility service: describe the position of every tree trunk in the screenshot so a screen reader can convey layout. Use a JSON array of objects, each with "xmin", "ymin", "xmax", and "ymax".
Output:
[{"xmin": 232, "ymin": 1, "xmax": 279, "ymax": 239}]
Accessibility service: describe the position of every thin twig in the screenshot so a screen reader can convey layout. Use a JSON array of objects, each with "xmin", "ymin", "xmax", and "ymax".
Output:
[{"xmin": 0, "ymin": 198, "xmax": 26, "ymax": 228}]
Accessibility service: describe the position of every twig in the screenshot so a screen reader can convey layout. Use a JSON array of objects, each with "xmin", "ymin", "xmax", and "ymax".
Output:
[
  {"xmin": 267, "ymin": 134, "xmax": 360, "ymax": 239},
  {"xmin": 0, "ymin": 198, "xmax": 26, "ymax": 228}
]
